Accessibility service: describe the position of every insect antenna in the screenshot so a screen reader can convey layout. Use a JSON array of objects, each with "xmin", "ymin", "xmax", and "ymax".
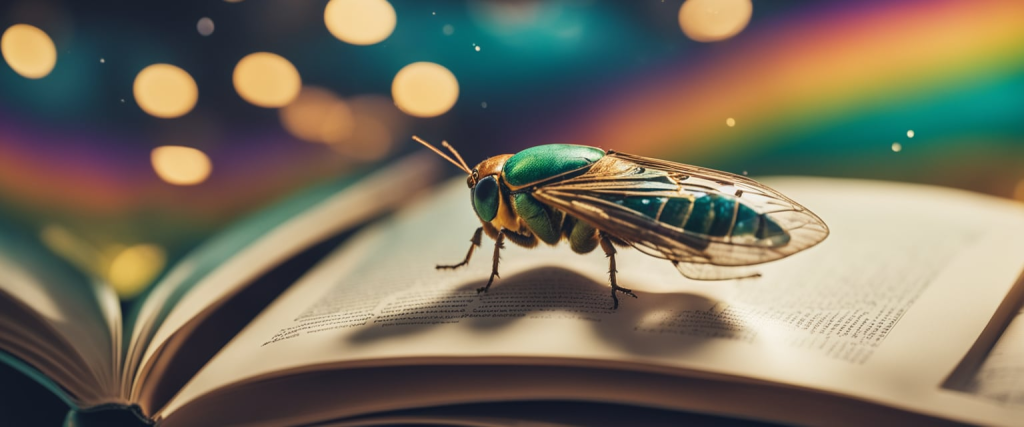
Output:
[
  {"xmin": 412, "ymin": 135, "xmax": 471, "ymax": 175},
  {"xmin": 442, "ymin": 140, "xmax": 472, "ymax": 173}
]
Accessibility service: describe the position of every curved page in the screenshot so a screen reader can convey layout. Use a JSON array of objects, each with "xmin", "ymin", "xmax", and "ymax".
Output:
[{"xmin": 0, "ymin": 222, "xmax": 119, "ymax": 403}]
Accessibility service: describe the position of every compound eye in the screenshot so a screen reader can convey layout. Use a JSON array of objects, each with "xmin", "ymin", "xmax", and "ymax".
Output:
[{"xmin": 472, "ymin": 175, "xmax": 499, "ymax": 222}]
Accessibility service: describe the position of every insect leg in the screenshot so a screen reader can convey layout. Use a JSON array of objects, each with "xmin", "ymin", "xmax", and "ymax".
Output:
[
  {"xmin": 600, "ymin": 231, "xmax": 637, "ymax": 309},
  {"xmin": 477, "ymin": 229, "xmax": 506, "ymax": 293},
  {"xmin": 436, "ymin": 227, "xmax": 483, "ymax": 270}
]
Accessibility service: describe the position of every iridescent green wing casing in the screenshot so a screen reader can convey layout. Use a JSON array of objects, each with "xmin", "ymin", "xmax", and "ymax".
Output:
[
  {"xmin": 531, "ymin": 151, "xmax": 829, "ymax": 267},
  {"xmin": 502, "ymin": 144, "xmax": 605, "ymax": 244}
]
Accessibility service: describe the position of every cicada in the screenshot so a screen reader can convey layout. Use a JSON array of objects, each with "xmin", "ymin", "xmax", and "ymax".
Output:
[{"xmin": 413, "ymin": 136, "xmax": 829, "ymax": 309}]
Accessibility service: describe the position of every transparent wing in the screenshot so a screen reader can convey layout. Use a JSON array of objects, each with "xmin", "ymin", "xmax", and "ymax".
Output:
[
  {"xmin": 532, "ymin": 151, "xmax": 829, "ymax": 267},
  {"xmin": 673, "ymin": 261, "xmax": 761, "ymax": 280}
]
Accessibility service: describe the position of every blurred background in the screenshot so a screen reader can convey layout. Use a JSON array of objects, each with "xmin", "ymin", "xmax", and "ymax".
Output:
[{"xmin": 1, "ymin": 0, "xmax": 1023, "ymax": 302}]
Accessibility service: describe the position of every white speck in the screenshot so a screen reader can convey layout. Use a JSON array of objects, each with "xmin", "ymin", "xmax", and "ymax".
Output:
[
  {"xmin": 432, "ymin": 11, "xmax": 436, "ymax": 15},
  {"xmin": 474, "ymin": 45, "xmax": 481, "ymax": 52},
  {"xmin": 120, "ymin": 99, "xmax": 125, "ymax": 103},
  {"xmin": 99, "ymin": 58, "xmax": 105, "ymax": 63},
  {"xmin": 907, "ymin": 130, "xmax": 915, "ymax": 138},
  {"xmin": 481, "ymin": 102, "xmax": 488, "ymax": 108},
  {"xmin": 891, "ymin": 142, "xmax": 902, "ymax": 152},
  {"xmin": 443, "ymin": 24, "xmax": 454, "ymax": 36},
  {"xmin": 742, "ymin": 170, "xmax": 748, "ymax": 175},
  {"xmin": 197, "ymin": 17, "xmax": 215, "ymax": 36}
]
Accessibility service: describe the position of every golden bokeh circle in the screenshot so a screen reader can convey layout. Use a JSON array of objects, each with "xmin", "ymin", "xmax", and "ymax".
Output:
[
  {"xmin": 107, "ymin": 244, "xmax": 166, "ymax": 299},
  {"xmin": 1, "ymin": 24, "xmax": 57, "ymax": 79},
  {"xmin": 133, "ymin": 64, "xmax": 199, "ymax": 118},
  {"xmin": 392, "ymin": 62, "xmax": 459, "ymax": 118},
  {"xmin": 279, "ymin": 86, "xmax": 355, "ymax": 144},
  {"xmin": 678, "ymin": 0, "xmax": 752, "ymax": 43},
  {"xmin": 151, "ymin": 145, "xmax": 212, "ymax": 185},
  {"xmin": 319, "ymin": 101, "xmax": 357, "ymax": 144},
  {"xmin": 324, "ymin": 0, "xmax": 396, "ymax": 46},
  {"xmin": 233, "ymin": 52, "xmax": 302, "ymax": 108}
]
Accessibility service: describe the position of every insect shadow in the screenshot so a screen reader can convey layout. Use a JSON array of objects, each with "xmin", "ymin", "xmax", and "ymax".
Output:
[{"xmin": 348, "ymin": 267, "xmax": 742, "ymax": 357}]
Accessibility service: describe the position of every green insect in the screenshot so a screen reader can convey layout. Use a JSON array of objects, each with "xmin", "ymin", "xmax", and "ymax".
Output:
[{"xmin": 413, "ymin": 136, "xmax": 829, "ymax": 309}]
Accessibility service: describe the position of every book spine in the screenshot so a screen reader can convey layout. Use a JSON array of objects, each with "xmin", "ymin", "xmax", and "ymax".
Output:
[{"xmin": 64, "ymin": 404, "xmax": 153, "ymax": 427}]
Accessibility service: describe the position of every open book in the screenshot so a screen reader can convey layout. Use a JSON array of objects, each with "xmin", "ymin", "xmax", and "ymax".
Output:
[{"xmin": 3, "ymin": 154, "xmax": 1024, "ymax": 426}]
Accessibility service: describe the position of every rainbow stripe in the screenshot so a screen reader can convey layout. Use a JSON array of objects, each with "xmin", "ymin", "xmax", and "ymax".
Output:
[
  {"xmin": 547, "ymin": 0, "xmax": 1024, "ymax": 161},
  {"xmin": 0, "ymin": 117, "xmax": 345, "ymax": 223}
]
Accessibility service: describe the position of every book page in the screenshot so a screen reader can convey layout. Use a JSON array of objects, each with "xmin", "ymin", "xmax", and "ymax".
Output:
[
  {"xmin": 958, "ymin": 303, "xmax": 1024, "ymax": 405},
  {"xmin": 0, "ymin": 223, "xmax": 120, "ymax": 404},
  {"xmin": 162, "ymin": 177, "xmax": 1024, "ymax": 425}
]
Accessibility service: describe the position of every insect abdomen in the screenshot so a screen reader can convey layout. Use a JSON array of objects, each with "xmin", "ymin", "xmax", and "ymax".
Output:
[
  {"xmin": 684, "ymin": 194, "xmax": 790, "ymax": 245},
  {"xmin": 512, "ymin": 192, "xmax": 565, "ymax": 245},
  {"xmin": 607, "ymin": 193, "xmax": 790, "ymax": 245}
]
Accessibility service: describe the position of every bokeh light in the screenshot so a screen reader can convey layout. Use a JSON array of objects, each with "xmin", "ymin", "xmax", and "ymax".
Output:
[
  {"xmin": 233, "ymin": 52, "xmax": 302, "ymax": 108},
  {"xmin": 468, "ymin": 0, "xmax": 549, "ymax": 34},
  {"xmin": 907, "ymin": 130, "xmax": 915, "ymax": 138},
  {"xmin": 197, "ymin": 17, "xmax": 215, "ymax": 36},
  {"xmin": 349, "ymin": 94, "xmax": 408, "ymax": 140},
  {"xmin": 324, "ymin": 0, "xmax": 396, "ymax": 46},
  {"xmin": 133, "ymin": 64, "xmax": 199, "ymax": 118},
  {"xmin": 281, "ymin": 93, "xmax": 406, "ymax": 162},
  {"xmin": 726, "ymin": 117, "xmax": 736, "ymax": 127},
  {"xmin": 678, "ymin": 0, "xmax": 753, "ymax": 42},
  {"xmin": 151, "ymin": 145, "xmax": 212, "ymax": 185},
  {"xmin": 1, "ymin": 24, "xmax": 57, "ymax": 79},
  {"xmin": 106, "ymin": 244, "xmax": 165, "ymax": 299},
  {"xmin": 891, "ymin": 142, "xmax": 902, "ymax": 153},
  {"xmin": 39, "ymin": 224, "xmax": 98, "ymax": 275},
  {"xmin": 319, "ymin": 101, "xmax": 358, "ymax": 144},
  {"xmin": 279, "ymin": 86, "xmax": 354, "ymax": 144},
  {"xmin": 392, "ymin": 61, "xmax": 459, "ymax": 118},
  {"xmin": 329, "ymin": 113, "xmax": 392, "ymax": 161}
]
